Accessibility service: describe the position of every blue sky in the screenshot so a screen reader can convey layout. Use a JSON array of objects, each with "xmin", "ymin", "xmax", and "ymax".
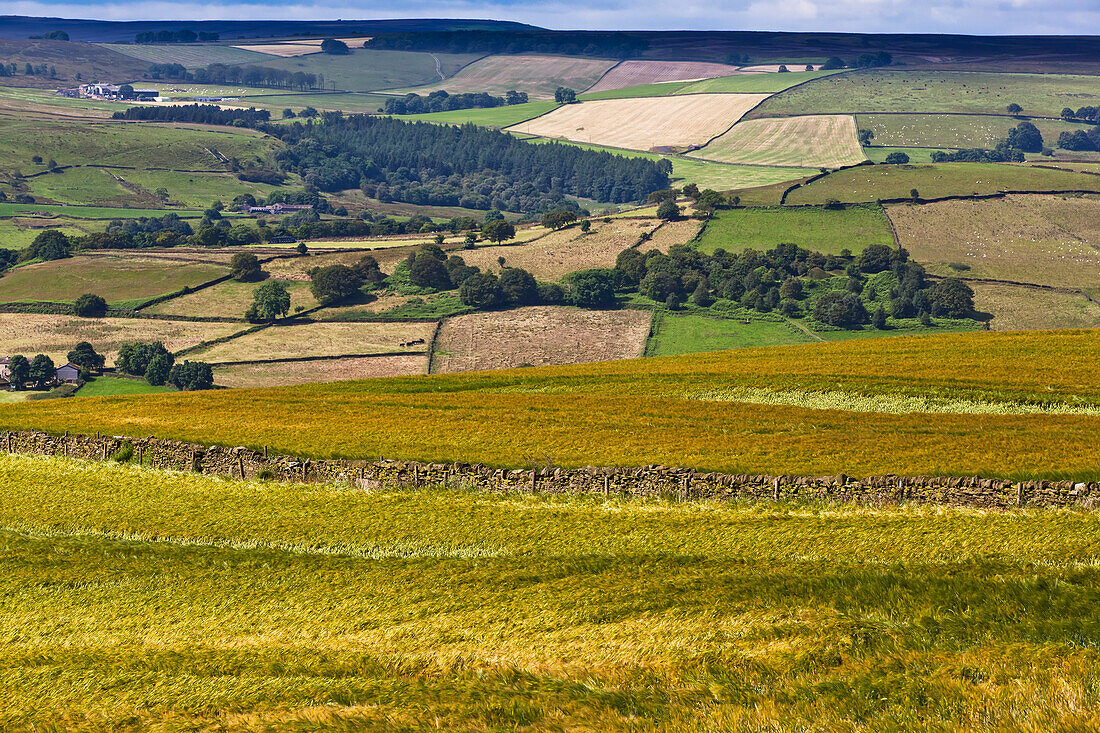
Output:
[{"xmin": 5, "ymin": 0, "xmax": 1100, "ymax": 34}]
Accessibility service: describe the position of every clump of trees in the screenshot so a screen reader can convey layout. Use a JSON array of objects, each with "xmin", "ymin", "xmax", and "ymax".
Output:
[
  {"xmin": 320, "ymin": 39, "xmax": 350, "ymax": 54},
  {"xmin": 112, "ymin": 104, "xmax": 270, "ymax": 127},
  {"xmin": 73, "ymin": 293, "xmax": 107, "ymax": 318},
  {"xmin": 168, "ymin": 361, "xmax": 214, "ymax": 391},
  {"xmin": 383, "ymin": 89, "xmax": 528, "ymax": 115},
  {"xmin": 229, "ymin": 253, "xmax": 263, "ymax": 282},
  {"xmin": 854, "ymin": 52, "xmax": 892, "ymax": 68},
  {"xmin": 931, "ymin": 121, "xmax": 1041, "ymax": 163},
  {"xmin": 25, "ymin": 230, "xmax": 71, "ymax": 261},
  {"xmin": 117, "ymin": 341, "xmax": 175, "ymax": 386},
  {"xmin": 306, "ymin": 255, "xmax": 386, "ymax": 306},
  {"xmin": 146, "ymin": 62, "xmax": 323, "ymax": 90},
  {"xmin": 246, "ymin": 281, "xmax": 290, "ymax": 322},
  {"xmin": 554, "ymin": 87, "xmax": 577, "ymax": 104},
  {"xmin": 67, "ymin": 342, "xmax": 105, "ymax": 378}
]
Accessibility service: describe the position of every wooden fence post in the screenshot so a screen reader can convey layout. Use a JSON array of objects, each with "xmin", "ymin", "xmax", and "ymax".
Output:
[
  {"xmin": 773, "ymin": 478, "xmax": 781, "ymax": 502},
  {"xmin": 1016, "ymin": 484, "xmax": 1024, "ymax": 507},
  {"xmin": 238, "ymin": 454, "xmax": 245, "ymax": 479},
  {"xmin": 531, "ymin": 471, "xmax": 537, "ymax": 493},
  {"xmin": 603, "ymin": 475, "xmax": 609, "ymax": 496}
]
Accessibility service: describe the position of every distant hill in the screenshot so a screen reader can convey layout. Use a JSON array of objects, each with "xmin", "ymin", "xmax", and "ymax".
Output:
[{"xmin": 0, "ymin": 16, "xmax": 538, "ymax": 43}]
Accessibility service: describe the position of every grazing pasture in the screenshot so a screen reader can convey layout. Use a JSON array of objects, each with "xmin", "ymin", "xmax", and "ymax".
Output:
[
  {"xmin": 693, "ymin": 114, "xmax": 865, "ymax": 167},
  {"xmin": 676, "ymin": 68, "xmax": 845, "ymax": 94},
  {"xmin": 99, "ymin": 42, "xmax": 274, "ymax": 67},
  {"xmin": 257, "ymin": 49, "xmax": 481, "ymax": 92},
  {"xmin": 4, "ymin": 453, "xmax": 1100, "ymax": 729},
  {"xmin": 970, "ymin": 281, "xmax": 1100, "ymax": 331},
  {"xmin": 235, "ymin": 92, "xmax": 391, "ymax": 114},
  {"xmin": 784, "ymin": 163, "xmax": 1100, "ymax": 205},
  {"xmin": 584, "ymin": 60, "xmax": 743, "ymax": 94},
  {"xmin": 858, "ymin": 113, "xmax": 1098, "ymax": 153},
  {"xmin": 401, "ymin": 100, "xmax": 559, "ymax": 127},
  {"xmin": 751, "ymin": 70, "xmax": 1100, "ymax": 118},
  {"xmin": 0, "ymin": 255, "xmax": 226, "ymax": 308},
  {"xmin": 115, "ymin": 169, "xmax": 284, "ymax": 209},
  {"xmin": 695, "ymin": 204, "xmax": 894, "ymax": 254},
  {"xmin": 885, "ymin": 194, "xmax": 1100, "ymax": 291},
  {"xmin": 507, "ymin": 94, "xmax": 769, "ymax": 152},
  {"xmin": 144, "ymin": 278, "xmax": 318, "ymax": 319},
  {"xmin": 4, "ymin": 330, "xmax": 1100, "ymax": 477},
  {"xmin": 214, "ymin": 353, "xmax": 428, "ymax": 387},
  {"xmin": 577, "ymin": 81, "xmax": 691, "ymax": 100},
  {"xmin": 432, "ymin": 306, "xmax": 651, "ymax": 373},
  {"xmin": 186, "ymin": 321, "xmax": 437, "ymax": 363},
  {"xmin": 0, "ymin": 85, "xmax": 117, "ymax": 120},
  {"xmin": 76, "ymin": 376, "xmax": 176, "ymax": 397},
  {"xmin": 647, "ymin": 312, "xmax": 813, "ymax": 355},
  {"xmin": 0, "ymin": 314, "xmax": 241, "ymax": 365},
  {"xmin": 395, "ymin": 54, "xmax": 616, "ymax": 98}
]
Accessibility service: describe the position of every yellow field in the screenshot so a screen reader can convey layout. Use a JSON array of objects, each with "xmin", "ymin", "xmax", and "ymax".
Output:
[
  {"xmin": 432, "ymin": 306, "xmax": 651, "ymax": 373},
  {"xmin": 214, "ymin": 353, "xmax": 427, "ymax": 387},
  {"xmin": 4, "ymin": 330, "xmax": 1100, "ymax": 478},
  {"xmin": 693, "ymin": 114, "xmax": 866, "ymax": 167},
  {"xmin": 507, "ymin": 94, "xmax": 769, "ymax": 151},
  {"xmin": 398, "ymin": 54, "xmax": 616, "ymax": 99},
  {"xmin": 186, "ymin": 321, "xmax": 437, "ymax": 363},
  {"xmin": 0, "ymin": 314, "xmax": 242, "ymax": 366}
]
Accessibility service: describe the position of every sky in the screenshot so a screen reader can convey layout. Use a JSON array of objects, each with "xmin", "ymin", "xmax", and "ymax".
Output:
[{"xmin": 5, "ymin": 0, "xmax": 1100, "ymax": 35}]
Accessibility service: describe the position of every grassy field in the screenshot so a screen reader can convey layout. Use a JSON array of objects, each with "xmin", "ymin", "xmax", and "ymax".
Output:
[
  {"xmin": 214, "ymin": 354, "xmax": 428, "ymax": 387},
  {"xmin": 3, "ymin": 453, "xmax": 1100, "ymax": 728},
  {"xmin": 675, "ymin": 68, "xmax": 847, "ymax": 94},
  {"xmin": 577, "ymin": 81, "xmax": 690, "ymax": 100},
  {"xmin": 187, "ymin": 321, "xmax": 437, "ymax": 363},
  {"xmin": 433, "ymin": 306, "xmax": 651, "ymax": 373},
  {"xmin": 857, "ymin": 113, "xmax": 1099, "ymax": 152},
  {"xmin": 239, "ymin": 92, "xmax": 391, "ymax": 114},
  {"xmin": 863, "ymin": 146, "xmax": 940, "ymax": 164},
  {"xmin": 693, "ymin": 114, "xmax": 865, "ymax": 167},
  {"xmin": 400, "ymin": 99, "xmax": 559, "ymax": 127},
  {"xmin": 0, "ymin": 255, "xmax": 226, "ymax": 308},
  {"xmin": 255, "ymin": 49, "xmax": 483, "ymax": 92},
  {"xmin": 751, "ymin": 70, "xmax": 1100, "ymax": 118},
  {"xmin": 5, "ymin": 329, "xmax": 1100, "ymax": 478},
  {"xmin": 647, "ymin": 312, "xmax": 813, "ymax": 355},
  {"xmin": 99, "ymin": 42, "xmax": 274, "ymax": 67},
  {"xmin": 115, "ymin": 169, "xmax": 284, "ymax": 209},
  {"xmin": 76, "ymin": 376, "xmax": 176, "ymax": 397},
  {"xmin": 145, "ymin": 278, "xmax": 317, "ymax": 319},
  {"xmin": 695, "ymin": 204, "xmax": 894, "ymax": 254},
  {"xmin": 970, "ymin": 281, "xmax": 1100, "ymax": 331},
  {"xmin": 784, "ymin": 162, "xmax": 1100, "ymax": 205},
  {"xmin": 0, "ymin": 217, "xmax": 103, "ymax": 249},
  {"xmin": 0, "ymin": 313, "xmax": 242, "ymax": 366},
  {"xmin": 585, "ymin": 60, "xmax": 742, "ymax": 94},
  {"xmin": 508, "ymin": 94, "xmax": 769, "ymax": 151},
  {"xmin": 394, "ymin": 54, "xmax": 616, "ymax": 99},
  {"xmin": 886, "ymin": 194, "xmax": 1100, "ymax": 292},
  {"xmin": 0, "ymin": 84, "xmax": 117, "ymax": 119}
]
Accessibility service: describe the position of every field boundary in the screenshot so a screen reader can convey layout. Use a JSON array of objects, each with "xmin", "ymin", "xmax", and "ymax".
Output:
[
  {"xmin": 779, "ymin": 160, "xmax": 873, "ymax": 204},
  {"xmin": 207, "ymin": 350, "xmax": 429, "ymax": 367},
  {"xmin": 425, "ymin": 318, "xmax": 444, "ymax": 375},
  {"xmin": 3, "ymin": 429, "xmax": 1096, "ymax": 510}
]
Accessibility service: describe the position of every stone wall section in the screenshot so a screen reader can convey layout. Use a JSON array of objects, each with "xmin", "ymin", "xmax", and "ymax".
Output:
[{"xmin": 4, "ymin": 430, "xmax": 1096, "ymax": 509}]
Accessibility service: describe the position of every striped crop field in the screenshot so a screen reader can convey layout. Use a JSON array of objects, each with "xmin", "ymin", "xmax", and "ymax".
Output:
[
  {"xmin": 395, "ymin": 54, "xmax": 617, "ymax": 99},
  {"xmin": 508, "ymin": 94, "xmax": 769, "ymax": 152},
  {"xmin": 2, "ymin": 330, "xmax": 1100, "ymax": 479},
  {"xmin": 3, "ymin": 452, "xmax": 1099, "ymax": 729},
  {"xmin": 693, "ymin": 114, "xmax": 866, "ymax": 167},
  {"xmin": 585, "ymin": 60, "xmax": 743, "ymax": 93}
]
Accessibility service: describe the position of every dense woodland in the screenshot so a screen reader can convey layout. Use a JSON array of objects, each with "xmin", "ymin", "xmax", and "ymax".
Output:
[
  {"xmin": 270, "ymin": 115, "xmax": 671, "ymax": 213},
  {"xmin": 365, "ymin": 30, "xmax": 649, "ymax": 57},
  {"xmin": 112, "ymin": 104, "xmax": 271, "ymax": 125}
]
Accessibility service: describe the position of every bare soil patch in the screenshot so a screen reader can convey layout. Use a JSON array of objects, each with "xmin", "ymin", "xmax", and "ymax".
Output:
[
  {"xmin": 586, "ymin": 60, "xmax": 744, "ymax": 93},
  {"xmin": 432, "ymin": 306, "xmax": 651, "ymax": 373}
]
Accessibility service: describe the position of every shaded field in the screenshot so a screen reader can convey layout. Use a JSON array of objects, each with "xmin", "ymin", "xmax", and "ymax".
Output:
[
  {"xmin": 585, "ymin": 60, "xmax": 743, "ymax": 94},
  {"xmin": 694, "ymin": 114, "xmax": 865, "ymax": 168},
  {"xmin": 971, "ymin": 281, "xmax": 1100, "ymax": 331},
  {"xmin": 885, "ymin": 194, "xmax": 1100, "ymax": 291},
  {"xmin": 5, "ymin": 330, "xmax": 1100, "ymax": 478},
  {"xmin": 432, "ymin": 306, "xmax": 650, "ymax": 373},
  {"xmin": 508, "ymin": 94, "xmax": 769, "ymax": 152},
  {"xmin": 255, "ymin": 49, "xmax": 481, "ymax": 92},
  {"xmin": 647, "ymin": 312, "xmax": 812, "ymax": 355},
  {"xmin": 144, "ymin": 278, "xmax": 317, "ymax": 319},
  {"xmin": 751, "ymin": 70, "xmax": 1100, "ymax": 118},
  {"xmin": 0, "ymin": 314, "xmax": 241, "ymax": 366},
  {"xmin": 696, "ymin": 204, "xmax": 893, "ymax": 254},
  {"xmin": 0, "ymin": 255, "xmax": 226, "ymax": 307},
  {"xmin": 858, "ymin": 113, "xmax": 1098, "ymax": 152},
  {"xmin": 187, "ymin": 321, "xmax": 437, "ymax": 362},
  {"xmin": 785, "ymin": 163, "xmax": 1100, "ymax": 205},
  {"xmin": 99, "ymin": 42, "xmax": 273, "ymax": 67},
  {"xmin": 214, "ymin": 353, "xmax": 428, "ymax": 388},
  {"xmin": 4, "ymin": 453, "xmax": 1100, "ymax": 729},
  {"xmin": 675, "ymin": 68, "xmax": 846, "ymax": 94},
  {"xmin": 76, "ymin": 376, "xmax": 175, "ymax": 397},
  {"xmin": 396, "ymin": 54, "xmax": 616, "ymax": 99},
  {"xmin": 401, "ymin": 100, "xmax": 559, "ymax": 127}
]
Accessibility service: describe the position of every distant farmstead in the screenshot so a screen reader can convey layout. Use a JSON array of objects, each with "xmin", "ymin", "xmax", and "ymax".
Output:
[
  {"xmin": 249, "ymin": 204, "xmax": 314, "ymax": 215},
  {"xmin": 76, "ymin": 84, "xmax": 160, "ymax": 101}
]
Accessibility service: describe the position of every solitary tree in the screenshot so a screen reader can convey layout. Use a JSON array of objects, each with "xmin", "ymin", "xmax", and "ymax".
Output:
[
  {"xmin": 246, "ymin": 281, "xmax": 291, "ymax": 322},
  {"xmin": 554, "ymin": 87, "xmax": 577, "ymax": 104},
  {"xmin": 482, "ymin": 219, "xmax": 516, "ymax": 244},
  {"xmin": 871, "ymin": 305, "xmax": 888, "ymax": 330},
  {"xmin": 857, "ymin": 128, "xmax": 875, "ymax": 145},
  {"xmin": 73, "ymin": 293, "xmax": 107, "ymax": 318},
  {"xmin": 67, "ymin": 342, "xmax": 105, "ymax": 374},
  {"xmin": 656, "ymin": 200, "xmax": 680, "ymax": 221},
  {"xmin": 884, "ymin": 152, "xmax": 910, "ymax": 164},
  {"xmin": 309, "ymin": 264, "xmax": 365, "ymax": 304},
  {"xmin": 229, "ymin": 252, "xmax": 263, "ymax": 281},
  {"xmin": 408, "ymin": 252, "xmax": 451, "ymax": 290},
  {"xmin": 28, "ymin": 354, "xmax": 55, "ymax": 389},
  {"xmin": 931, "ymin": 278, "xmax": 974, "ymax": 318},
  {"xmin": 7, "ymin": 354, "xmax": 29, "ymax": 390},
  {"xmin": 1006, "ymin": 103, "xmax": 1023, "ymax": 116},
  {"xmin": 320, "ymin": 39, "xmax": 350, "ymax": 54}
]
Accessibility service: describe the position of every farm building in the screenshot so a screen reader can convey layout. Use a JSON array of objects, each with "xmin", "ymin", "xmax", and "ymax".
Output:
[
  {"xmin": 249, "ymin": 204, "xmax": 314, "ymax": 215},
  {"xmin": 55, "ymin": 363, "xmax": 81, "ymax": 384},
  {"xmin": 78, "ymin": 84, "xmax": 159, "ymax": 100}
]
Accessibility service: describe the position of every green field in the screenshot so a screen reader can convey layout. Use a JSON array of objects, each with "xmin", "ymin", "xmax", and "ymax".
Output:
[
  {"xmin": 399, "ymin": 100, "xmax": 560, "ymax": 127},
  {"xmin": 4, "ymin": 330, "xmax": 1100, "ymax": 478},
  {"xmin": 0, "ymin": 84, "xmax": 117, "ymax": 117},
  {"xmin": 145, "ymin": 277, "xmax": 317, "ymax": 319},
  {"xmin": 695, "ymin": 204, "xmax": 894, "ymax": 254},
  {"xmin": 0, "ymin": 218, "xmax": 103, "ymax": 249},
  {"xmin": 784, "ymin": 162, "xmax": 1100, "ymax": 205},
  {"xmin": 258, "ymin": 49, "xmax": 483, "ymax": 92},
  {"xmin": 239, "ymin": 91, "xmax": 391, "ymax": 114},
  {"xmin": 863, "ymin": 146, "xmax": 939, "ymax": 163},
  {"xmin": 116, "ymin": 169, "xmax": 285, "ymax": 209},
  {"xmin": 3, "ymin": 452, "xmax": 1099, "ymax": 729},
  {"xmin": 858, "ymin": 113, "xmax": 1098, "ymax": 151},
  {"xmin": 647, "ymin": 312, "xmax": 812, "ymax": 354},
  {"xmin": 99, "ymin": 42, "xmax": 275, "ymax": 67},
  {"xmin": 76, "ymin": 376, "xmax": 176, "ymax": 397},
  {"xmin": 0, "ymin": 203, "xmax": 218, "ymax": 219},
  {"xmin": 578, "ymin": 81, "xmax": 689, "ymax": 100},
  {"xmin": 675, "ymin": 69, "xmax": 847, "ymax": 94},
  {"xmin": 0, "ymin": 255, "xmax": 226, "ymax": 308},
  {"xmin": 751, "ymin": 70, "xmax": 1100, "ymax": 118}
]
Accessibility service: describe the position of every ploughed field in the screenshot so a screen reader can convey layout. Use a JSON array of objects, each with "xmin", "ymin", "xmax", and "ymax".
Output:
[{"xmin": 3, "ymin": 452, "xmax": 1098, "ymax": 730}]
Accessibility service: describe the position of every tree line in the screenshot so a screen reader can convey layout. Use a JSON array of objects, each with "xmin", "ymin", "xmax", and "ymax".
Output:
[
  {"xmin": 269, "ymin": 115, "xmax": 671, "ymax": 213},
  {"xmin": 145, "ymin": 63, "xmax": 324, "ymax": 90},
  {"xmin": 112, "ymin": 104, "xmax": 271, "ymax": 126},
  {"xmin": 134, "ymin": 30, "xmax": 219, "ymax": 43},
  {"xmin": 365, "ymin": 30, "xmax": 649, "ymax": 58},
  {"xmin": 383, "ymin": 89, "xmax": 529, "ymax": 115}
]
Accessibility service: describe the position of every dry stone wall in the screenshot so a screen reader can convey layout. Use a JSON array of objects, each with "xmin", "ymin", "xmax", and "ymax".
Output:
[{"xmin": 4, "ymin": 430, "xmax": 1096, "ymax": 509}]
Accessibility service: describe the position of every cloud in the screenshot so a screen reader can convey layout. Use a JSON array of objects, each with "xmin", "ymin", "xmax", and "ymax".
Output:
[{"xmin": 3, "ymin": 0, "xmax": 1099, "ymax": 33}]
